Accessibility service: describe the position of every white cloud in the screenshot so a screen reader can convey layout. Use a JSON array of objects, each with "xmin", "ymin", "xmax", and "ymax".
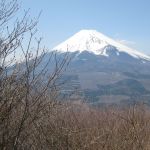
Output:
[
  {"xmin": 113, "ymin": 33, "xmax": 136, "ymax": 47},
  {"xmin": 116, "ymin": 39, "xmax": 136, "ymax": 46}
]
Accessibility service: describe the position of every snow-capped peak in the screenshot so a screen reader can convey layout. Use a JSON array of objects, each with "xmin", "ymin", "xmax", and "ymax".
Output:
[{"xmin": 53, "ymin": 30, "xmax": 150, "ymax": 60}]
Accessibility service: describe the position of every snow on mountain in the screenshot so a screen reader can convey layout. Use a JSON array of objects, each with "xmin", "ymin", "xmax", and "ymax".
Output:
[{"xmin": 53, "ymin": 30, "xmax": 150, "ymax": 61}]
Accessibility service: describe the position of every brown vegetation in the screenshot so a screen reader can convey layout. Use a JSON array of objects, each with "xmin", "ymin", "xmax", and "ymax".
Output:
[
  {"xmin": 32, "ymin": 102, "xmax": 149, "ymax": 150},
  {"xmin": 1, "ymin": 1, "xmax": 150, "ymax": 150}
]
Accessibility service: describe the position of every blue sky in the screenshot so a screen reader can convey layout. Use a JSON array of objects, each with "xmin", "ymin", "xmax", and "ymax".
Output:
[{"xmin": 21, "ymin": 0, "xmax": 150, "ymax": 54}]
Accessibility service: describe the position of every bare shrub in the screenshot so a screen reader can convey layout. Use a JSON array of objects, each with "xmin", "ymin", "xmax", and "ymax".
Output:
[
  {"xmin": 40, "ymin": 102, "xmax": 150, "ymax": 150},
  {"xmin": 0, "ymin": 0, "xmax": 69, "ymax": 149}
]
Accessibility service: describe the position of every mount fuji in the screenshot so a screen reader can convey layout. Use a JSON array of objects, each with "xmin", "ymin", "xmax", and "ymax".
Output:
[
  {"xmin": 49, "ymin": 30, "xmax": 150, "ymax": 105},
  {"xmin": 51, "ymin": 30, "xmax": 150, "ymax": 74},
  {"xmin": 53, "ymin": 30, "xmax": 150, "ymax": 61}
]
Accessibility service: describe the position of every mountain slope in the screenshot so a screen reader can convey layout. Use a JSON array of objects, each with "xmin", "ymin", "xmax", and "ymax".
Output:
[
  {"xmin": 53, "ymin": 30, "xmax": 150, "ymax": 61},
  {"xmin": 49, "ymin": 30, "xmax": 150, "ymax": 105}
]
